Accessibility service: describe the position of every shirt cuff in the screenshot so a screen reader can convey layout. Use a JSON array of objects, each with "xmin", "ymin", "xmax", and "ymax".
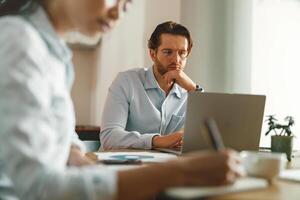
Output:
[
  {"xmin": 82, "ymin": 166, "xmax": 117, "ymax": 200},
  {"xmin": 71, "ymin": 132, "xmax": 86, "ymax": 153},
  {"xmin": 140, "ymin": 133, "xmax": 160, "ymax": 150}
]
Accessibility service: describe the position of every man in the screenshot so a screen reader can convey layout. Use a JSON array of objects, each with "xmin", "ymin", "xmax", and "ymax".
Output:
[
  {"xmin": 101, "ymin": 21, "xmax": 203, "ymax": 150},
  {"xmin": 0, "ymin": 1, "xmax": 243, "ymax": 200}
]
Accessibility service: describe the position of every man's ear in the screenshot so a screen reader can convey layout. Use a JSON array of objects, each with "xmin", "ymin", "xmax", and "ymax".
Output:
[{"xmin": 149, "ymin": 49, "xmax": 157, "ymax": 62}]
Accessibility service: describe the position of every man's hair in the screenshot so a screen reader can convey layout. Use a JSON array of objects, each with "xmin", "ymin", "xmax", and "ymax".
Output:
[
  {"xmin": 0, "ymin": 0, "xmax": 40, "ymax": 16},
  {"xmin": 148, "ymin": 21, "xmax": 193, "ymax": 53}
]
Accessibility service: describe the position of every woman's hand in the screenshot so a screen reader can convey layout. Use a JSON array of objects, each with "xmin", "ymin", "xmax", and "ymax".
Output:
[
  {"xmin": 67, "ymin": 145, "xmax": 95, "ymax": 166},
  {"xmin": 173, "ymin": 149, "xmax": 246, "ymax": 186}
]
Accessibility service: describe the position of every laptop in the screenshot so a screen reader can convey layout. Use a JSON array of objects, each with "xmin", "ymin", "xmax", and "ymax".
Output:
[{"xmin": 156, "ymin": 92, "xmax": 266, "ymax": 154}]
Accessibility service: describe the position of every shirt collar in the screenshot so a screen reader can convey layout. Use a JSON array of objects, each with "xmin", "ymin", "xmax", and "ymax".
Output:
[
  {"xmin": 26, "ymin": 7, "xmax": 72, "ymax": 66},
  {"xmin": 144, "ymin": 66, "xmax": 160, "ymax": 90},
  {"xmin": 144, "ymin": 66, "xmax": 185, "ymax": 99}
]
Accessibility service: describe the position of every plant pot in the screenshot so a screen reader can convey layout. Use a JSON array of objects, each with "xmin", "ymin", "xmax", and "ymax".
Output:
[{"xmin": 271, "ymin": 135, "xmax": 293, "ymax": 161}]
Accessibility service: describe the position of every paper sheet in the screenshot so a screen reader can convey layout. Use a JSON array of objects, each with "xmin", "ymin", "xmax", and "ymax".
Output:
[
  {"xmin": 280, "ymin": 169, "xmax": 300, "ymax": 183},
  {"xmin": 95, "ymin": 151, "xmax": 177, "ymax": 163}
]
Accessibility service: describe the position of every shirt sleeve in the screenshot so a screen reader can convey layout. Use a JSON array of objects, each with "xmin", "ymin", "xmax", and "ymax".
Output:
[
  {"xmin": 71, "ymin": 131, "xmax": 87, "ymax": 152},
  {"xmin": 0, "ymin": 19, "xmax": 117, "ymax": 200},
  {"xmin": 100, "ymin": 73, "xmax": 159, "ymax": 150}
]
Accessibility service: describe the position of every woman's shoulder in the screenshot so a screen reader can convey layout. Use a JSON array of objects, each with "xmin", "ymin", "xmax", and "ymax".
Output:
[
  {"xmin": 0, "ymin": 16, "xmax": 34, "ymax": 35},
  {"xmin": 0, "ymin": 16, "xmax": 44, "ymax": 50},
  {"xmin": 0, "ymin": 16, "xmax": 49, "ymax": 75}
]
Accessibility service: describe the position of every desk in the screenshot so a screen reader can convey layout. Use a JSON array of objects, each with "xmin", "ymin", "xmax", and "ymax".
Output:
[{"xmin": 86, "ymin": 152, "xmax": 300, "ymax": 200}]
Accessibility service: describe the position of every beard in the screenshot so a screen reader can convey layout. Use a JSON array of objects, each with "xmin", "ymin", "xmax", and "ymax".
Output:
[
  {"xmin": 155, "ymin": 60, "xmax": 182, "ymax": 76},
  {"xmin": 155, "ymin": 60, "xmax": 168, "ymax": 76}
]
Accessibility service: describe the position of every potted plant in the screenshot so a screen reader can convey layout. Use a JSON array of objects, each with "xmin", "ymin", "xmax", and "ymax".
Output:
[{"xmin": 265, "ymin": 115, "xmax": 295, "ymax": 161}]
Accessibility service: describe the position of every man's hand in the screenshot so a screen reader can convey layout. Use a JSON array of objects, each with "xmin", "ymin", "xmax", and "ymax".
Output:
[
  {"xmin": 162, "ymin": 69, "xmax": 196, "ymax": 91},
  {"xmin": 152, "ymin": 131, "xmax": 183, "ymax": 149},
  {"xmin": 173, "ymin": 149, "xmax": 246, "ymax": 186},
  {"xmin": 67, "ymin": 145, "xmax": 95, "ymax": 166}
]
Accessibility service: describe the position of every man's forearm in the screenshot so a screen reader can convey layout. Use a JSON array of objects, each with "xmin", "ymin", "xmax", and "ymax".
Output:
[
  {"xmin": 101, "ymin": 128, "xmax": 158, "ymax": 150},
  {"xmin": 117, "ymin": 161, "xmax": 183, "ymax": 200}
]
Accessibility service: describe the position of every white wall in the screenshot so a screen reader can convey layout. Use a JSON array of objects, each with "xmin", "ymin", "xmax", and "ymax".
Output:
[
  {"xmin": 181, "ymin": 0, "xmax": 227, "ymax": 92},
  {"xmin": 143, "ymin": 0, "xmax": 181, "ymax": 66},
  {"xmin": 71, "ymin": 47, "xmax": 101, "ymax": 125},
  {"xmin": 180, "ymin": 0, "xmax": 253, "ymax": 93},
  {"xmin": 225, "ymin": 0, "xmax": 253, "ymax": 93}
]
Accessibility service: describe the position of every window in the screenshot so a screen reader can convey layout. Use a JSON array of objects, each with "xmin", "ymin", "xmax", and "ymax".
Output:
[{"xmin": 251, "ymin": 0, "xmax": 300, "ymax": 149}]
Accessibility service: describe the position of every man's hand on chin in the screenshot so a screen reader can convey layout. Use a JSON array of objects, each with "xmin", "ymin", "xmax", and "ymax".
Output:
[{"xmin": 162, "ymin": 69, "xmax": 196, "ymax": 91}]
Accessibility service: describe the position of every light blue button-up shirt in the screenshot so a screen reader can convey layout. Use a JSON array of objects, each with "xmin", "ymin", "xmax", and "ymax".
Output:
[
  {"xmin": 0, "ymin": 7, "xmax": 116, "ymax": 200},
  {"xmin": 100, "ymin": 67, "xmax": 187, "ymax": 150}
]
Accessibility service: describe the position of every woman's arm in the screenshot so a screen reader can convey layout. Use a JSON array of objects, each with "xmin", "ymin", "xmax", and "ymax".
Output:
[{"xmin": 117, "ymin": 150, "xmax": 245, "ymax": 200}]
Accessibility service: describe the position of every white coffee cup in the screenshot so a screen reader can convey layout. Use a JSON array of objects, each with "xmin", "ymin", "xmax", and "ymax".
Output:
[{"xmin": 240, "ymin": 151, "xmax": 285, "ymax": 181}]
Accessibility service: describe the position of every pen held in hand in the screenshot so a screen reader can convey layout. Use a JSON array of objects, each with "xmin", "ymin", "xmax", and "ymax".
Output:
[{"xmin": 204, "ymin": 118, "xmax": 225, "ymax": 151}]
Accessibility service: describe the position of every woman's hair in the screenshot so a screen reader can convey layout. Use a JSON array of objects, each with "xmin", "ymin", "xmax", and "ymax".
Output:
[{"xmin": 0, "ymin": 0, "xmax": 40, "ymax": 16}]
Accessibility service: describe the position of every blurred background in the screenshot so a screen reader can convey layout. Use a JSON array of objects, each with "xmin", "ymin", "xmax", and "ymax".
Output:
[{"xmin": 70, "ymin": 0, "xmax": 300, "ymax": 149}]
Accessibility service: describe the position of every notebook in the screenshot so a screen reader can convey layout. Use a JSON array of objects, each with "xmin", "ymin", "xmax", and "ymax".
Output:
[{"xmin": 164, "ymin": 177, "xmax": 269, "ymax": 199}]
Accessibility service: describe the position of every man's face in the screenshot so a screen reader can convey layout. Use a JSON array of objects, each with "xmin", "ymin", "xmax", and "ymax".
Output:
[
  {"xmin": 150, "ymin": 33, "xmax": 189, "ymax": 76},
  {"xmin": 66, "ymin": 0, "xmax": 131, "ymax": 36}
]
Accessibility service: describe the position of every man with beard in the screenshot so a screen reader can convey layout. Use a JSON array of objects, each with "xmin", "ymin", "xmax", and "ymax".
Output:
[{"xmin": 101, "ymin": 21, "xmax": 203, "ymax": 150}]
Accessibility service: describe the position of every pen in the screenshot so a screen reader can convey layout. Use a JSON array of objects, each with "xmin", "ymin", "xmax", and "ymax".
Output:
[{"xmin": 204, "ymin": 118, "xmax": 225, "ymax": 151}]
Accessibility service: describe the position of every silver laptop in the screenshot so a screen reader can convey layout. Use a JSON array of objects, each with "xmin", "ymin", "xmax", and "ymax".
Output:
[
  {"xmin": 156, "ymin": 92, "xmax": 266, "ymax": 154},
  {"xmin": 182, "ymin": 92, "xmax": 266, "ymax": 153}
]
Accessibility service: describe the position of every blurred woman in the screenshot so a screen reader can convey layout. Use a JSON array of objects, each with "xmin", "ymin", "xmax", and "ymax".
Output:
[{"xmin": 0, "ymin": 1, "xmax": 244, "ymax": 200}]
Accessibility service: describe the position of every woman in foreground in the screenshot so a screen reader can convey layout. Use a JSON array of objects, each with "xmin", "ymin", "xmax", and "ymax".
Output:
[{"xmin": 0, "ymin": 0, "xmax": 244, "ymax": 199}]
